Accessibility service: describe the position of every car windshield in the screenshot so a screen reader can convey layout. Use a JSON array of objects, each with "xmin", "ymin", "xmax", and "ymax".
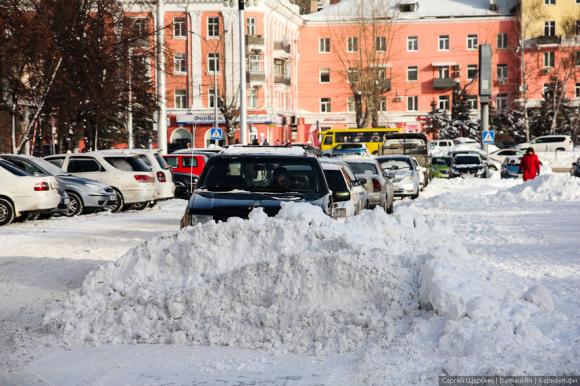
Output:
[
  {"xmin": 33, "ymin": 158, "xmax": 67, "ymax": 176},
  {"xmin": 433, "ymin": 157, "xmax": 451, "ymax": 166},
  {"xmin": 199, "ymin": 157, "xmax": 323, "ymax": 193},
  {"xmin": 379, "ymin": 159, "xmax": 412, "ymax": 171},
  {"xmin": 154, "ymin": 153, "xmax": 170, "ymax": 169},
  {"xmin": 455, "ymin": 156, "xmax": 481, "ymax": 165},
  {"xmin": 346, "ymin": 162, "xmax": 378, "ymax": 175},
  {"xmin": 104, "ymin": 157, "xmax": 150, "ymax": 172},
  {"xmin": 324, "ymin": 169, "xmax": 348, "ymax": 192}
]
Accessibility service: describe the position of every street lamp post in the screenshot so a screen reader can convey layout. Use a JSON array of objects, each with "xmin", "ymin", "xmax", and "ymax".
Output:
[
  {"xmin": 238, "ymin": 0, "xmax": 248, "ymax": 145},
  {"xmin": 127, "ymin": 47, "xmax": 134, "ymax": 149}
]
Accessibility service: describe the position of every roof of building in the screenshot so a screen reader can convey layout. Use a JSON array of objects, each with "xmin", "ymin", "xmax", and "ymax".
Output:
[{"xmin": 304, "ymin": 0, "xmax": 517, "ymax": 22}]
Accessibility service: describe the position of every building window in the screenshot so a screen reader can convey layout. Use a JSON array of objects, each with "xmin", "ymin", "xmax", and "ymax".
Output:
[
  {"xmin": 375, "ymin": 36, "xmax": 386, "ymax": 51},
  {"xmin": 544, "ymin": 51, "xmax": 555, "ymax": 67},
  {"xmin": 407, "ymin": 96, "xmax": 418, "ymax": 112},
  {"xmin": 497, "ymin": 64, "xmax": 508, "ymax": 81},
  {"xmin": 438, "ymin": 96, "xmax": 450, "ymax": 111},
  {"xmin": 347, "ymin": 67, "xmax": 359, "ymax": 83},
  {"xmin": 438, "ymin": 66, "xmax": 450, "ymax": 79},
  {"xmin": 209, "ymin": 88, "xmax": 217, "ymax": 108},
  {"xmin": 274, "ymin": 59, "xmax": 286, "ymax": 76},
  {"xmin": 208, "ymin": 53, "xmax": 220, "ymax": 73},
  {"xmin": 467, "ymin": 34, "xmax": 478, "ymax": 50},
  {"xmin": 173, "ymin": 17, "xmax": 186, "ymax": 38},
  {"xmin": 438, "ymin": 35, "xmax": 449, "ymax": 51},
  {"xmin": 496, "ymin": 94, "xmax": 508, "ymax": 111},
  {"xmin": 379, "ymin": 96, "xmax": 387, "ymax": 111},
  {"xmin": 320, "ymin": 68, "xmax": 330, "ymax": 83},
  {"xmin": 467, "ymin": 96, "xmax": 478, "ymax": 110},
  {"xmin": 347, "ymin": 96, "xmax": 355, "ymax": 112},
  {"xmin": 321, "ymin": 98, "xmax": 331, "ymax": 112},
  {"xmin": 248, "ymin": 87, "xmax": 258, "ymax": 108},
  {"xmin": 246, "ymin": 17, "xmax": 256, "ymax": 36},
  {"xmin": 467, "ymin": 65, "xmax": 478, "ymax": 80},
  {"xmin": 347, "ymin": 37, "xmax": 358, "ymax": 52},
  {"xmin": 497, "ymin": 33, "xmax": 508, "ymax": 49},
  {"xmin": 175, "ymin": 90, "xmax": 187, "ymax": 109},
  {"xmin": 174, "ymin": 53, "xmax": 186, "ymax": 74},
  {"xmin": 375, "ymin": 67, "xmax": 386, "ymax": 81},
  {"xmin": 544, "ymin": 0, "xmax": 555, "ymax": 4},
  {"xmin": 207, "ymin": 17, "xmax": 220, "ymax": 38},
  {"xmin": 576, "ymin": 51, "xmax": 580, "ymax": 66},
  {"xmin": 576, "ymin": 20, "xmax": 580, "ymax": 35},
  {"xmin": 319, "ymin": 37, "xmax": 330, "ymax": 53},
  {"xmin": 544, "ymin": 21, "xmax": 555, "ymax": 36},
  {"xmin": 407, "ymin": 36, "xmax": 418, "ymax": 51},
  {"xmin": 407, "ymin": 66, "xmax": 418, "ymax": 81},
  {"xmin": 576, "ymin": 83, "xmax": 580, "ymax": 98}
]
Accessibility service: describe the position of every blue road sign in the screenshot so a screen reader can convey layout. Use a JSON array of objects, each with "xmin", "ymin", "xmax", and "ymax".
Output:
[
  {"xmin": 482, "ymin": 130, "xmax": 495, "ymax": 145},
  {"xmin": 209, "ymin": 127, "xmax": 223, "ymax": 141}
]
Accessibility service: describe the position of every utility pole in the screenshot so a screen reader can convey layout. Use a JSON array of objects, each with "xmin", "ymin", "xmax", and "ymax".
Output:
[
  {"xmin": 156, "ymin": 0, "xmax": 168, "ymax": 154},
  {"xmin": 127, "ymin": 47, "xmax": 134, "ymax": 149},
  {"xmin": 479, "ymin": 44, "xmax": 492, "ymax": 153},
  {"xmin": 238, "ymin": 0, "xmax": 247, "ymax": 144},
  {"xmin": 213, "ymin": 73, "xmax": 219, "ymax": 145}
]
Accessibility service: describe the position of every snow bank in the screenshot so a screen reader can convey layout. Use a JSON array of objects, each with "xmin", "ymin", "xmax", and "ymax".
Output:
[
  {"xmin": 44, "ymin": 204, "xmax": 460, "ymax": 354},
  {"xmin": 500, "ymin": 174, "xmax": 580, "ymax": 202}
]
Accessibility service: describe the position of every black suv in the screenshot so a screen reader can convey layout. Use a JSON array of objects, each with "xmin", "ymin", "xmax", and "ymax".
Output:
[{"xmin": 181, "ymin": 153, "xmax": 332, "ymax": 227}]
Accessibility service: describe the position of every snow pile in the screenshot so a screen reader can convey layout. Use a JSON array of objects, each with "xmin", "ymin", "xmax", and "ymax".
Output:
[
  {"xmin": 500, "ymin": 174, "xmax": 580, "ymax": 202},
  {"xmin": 43, "ymin": 204, "xmax": 460, "ymax": 354}
]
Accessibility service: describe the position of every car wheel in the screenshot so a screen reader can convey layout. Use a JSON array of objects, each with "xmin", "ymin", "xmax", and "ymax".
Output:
[
  {"xmin": 107, "ymin": 189, "xmax": 124, "ymax": 213},
  {"xmin": 0, "ymin": 198, "xmax": 15, "ymax": 226},
  {"xmin": 65, "ymin": 192, "xmax": 84, "ymax": 217},
  {"xmin": 411, "ymin": 189, "xmax": 419, "ymax": 200},
  {"xmin": 26, "ymin": 212, "xmax": 41, "ymax": 221},
  {"xmin": 148, "ymin": 201, "xmax": 157, "ymax": 208},
  {"xmin": 386, "ymin": 200, "xmax": 394, "ymax": 214},
  {"xmin": 131, "ymin": 202, "xmax": 148, "ymax": 211}
]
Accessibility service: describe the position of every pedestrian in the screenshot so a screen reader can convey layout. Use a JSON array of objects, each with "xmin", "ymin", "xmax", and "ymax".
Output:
[{"xmin": 519, "ymin": 147, "xmax": 541, "ymax": 182}]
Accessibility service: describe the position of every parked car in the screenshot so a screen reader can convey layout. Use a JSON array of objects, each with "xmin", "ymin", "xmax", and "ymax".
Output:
[
  {"xmin": 449, "ymin": 149, "xmax": 502, "ymax": 172},
  {"xmin": 322, "ymin": 143, "xmax": 370, "ymax": 157},
  {"xmin": 453, "ymin": 137, "xmax": 481, "ymax": 148},
  {"xmin": 376, "ymin": 155, "xmax": 421, "ymax": 199},
  {"xmin": 320, "ymin": 158, "xmax": 368, "ymax": 211},
  {"xmin": 571, "ymin": 157, "xmax": 580, "ymax": 178},
  {"xmin": 382, "ymin": 133, "xmax": 431, "ymax": 185},
  {"xmin": 321, "ymin": 162, "xmax": 362, "ymax": 218},
  {"xmin": 428, "ymin": 139, "xmax": 454, "ymax": 154},
  {"xmin": 501, "ymin": 156, "xmax": 523, "ymax": 179},
  {"xmin": 100, "ymin": 149, "xmax": 175, "ymax": 208},
  {"xmin": 1, "ymin": 154, "xmax": 115, "ymax": 217},
  {"xmin": 489, "ymin": 148, "xmax": 525, "ymax": 163},
  {"xmin": 450, "ymin": 154, "xmax": 489, "ymax": 178},
  {"xmin": 44, "ymin": 152, "xmax": 156, "ymax": 212},
  {"xmin": 411, "ymin": 158, "xmax": 426, "ymax": 190},
  {"xmin": 344, "ymin": 158, "xmax": 394, "ymax": 213},
  {"xmin": 173, "ymin": 172, "xmax": 199, "ymax": 200},
  {"xmin": 431, "ymin": 156, "xmax": 452, "ymax": 178},
  {"xmin": 0, "ymin": 159, "xmax": 61, "ymax": 226},
  {"xmin": 517, "ymin": 135, "xmax": 574, "ymax": 153},
  {"xmin": 180, "ymin": 153, "xmax": 333, "ymax": 227},
  {"xmin": 163, "ymin": 153, "xmax": 208, "ymax": 177}
]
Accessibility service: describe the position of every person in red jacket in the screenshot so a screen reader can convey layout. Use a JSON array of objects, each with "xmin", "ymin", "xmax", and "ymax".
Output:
[{"xmin": 519, "ymin": 147, "xmax": 541, "ymax": 181}]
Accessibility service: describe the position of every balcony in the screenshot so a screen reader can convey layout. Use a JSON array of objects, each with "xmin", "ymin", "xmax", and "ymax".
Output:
[
  {"xmin": 526, "ymin": 35, "xmax": 561, "ymax": 48},
  {"xmin": 274, "ymin": 75, "xmax": 291, "ymax": 86},
  {"xmin": 433, "ymin": 78, "xmax": 454, "ymax": 90},
  {"xmin": 377, "ymin": 79, "xmax": 391, "ymax": 92},
  {"xmin": 274, "ymin": 41, "xmax": 291, "ymax": 54},
  {"xmin": 246, "ymin": 35, "xmax": 264, "ymax": 46}
]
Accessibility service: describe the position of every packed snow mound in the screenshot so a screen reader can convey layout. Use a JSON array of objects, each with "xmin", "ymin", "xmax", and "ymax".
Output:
[
  {"xmin": 500, "ymin": 174, "xmax": 580, "ymax": 202},
  {"xmin": 44, "ymin": 204, "xmax": 460, "ymax": 354}
]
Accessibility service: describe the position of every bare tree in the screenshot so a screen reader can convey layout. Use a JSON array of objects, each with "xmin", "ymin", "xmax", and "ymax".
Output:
[{"xmin": 328, "ymin": 0, "xmax": 400, "ymax": 128}]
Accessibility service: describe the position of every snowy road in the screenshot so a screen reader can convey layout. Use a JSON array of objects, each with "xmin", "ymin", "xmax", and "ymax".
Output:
[{"xmin": 0, "ymin": 176, "xmax": 579, "ymax": 385}]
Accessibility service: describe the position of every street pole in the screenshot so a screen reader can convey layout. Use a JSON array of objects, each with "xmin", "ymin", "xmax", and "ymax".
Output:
[
  {"xmin": 213, "ymin": 73, "xmax": 219, "ymax": 145},
  {"xmin": 156, "ymin": 0, "xmax": 168, "ymax": 154},
  {"xmin": 238, "ymin": 0, "xmax": 248, "ymax": 145},
  {"xmin": 128, "ymin": 48, "xmax": 134, "ymax": 149}
]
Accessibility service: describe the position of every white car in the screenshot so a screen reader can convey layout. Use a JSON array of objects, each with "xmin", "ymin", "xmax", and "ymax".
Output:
[
  {"xmin": 489, "ymin": 148, "xmax": 525, "ymax": 163},
  {"xmin": 45, "ymin": 152, "xmax": 156, "ymax": 212},
  {"xmin": 0, "ymin": 159, "xmax": 61, "ymax": 226},
  {"xmin": 428, "ymin": 139, "xmax": 454, "ymax": 155},
  {"xmin": 411, "ymin": 157, "xmax": 426, "ymax": 190},
  {"xmin": 517, "ymin": 135, "xmax": 574, "ymax": 153},
  {"xmin": 320, "ymin": 158, "xmax": 368, "ymax": 210},
  {"xmin": 454, "ymin": 137, "xmax": 481, "ymax": 149},
  {"xmin": 321, "ymin": 163, "xmax": 363, "ymax": 218},
  {"xmin": 98, "ymin": 149, "xmax": 175, "ymax": 205}
]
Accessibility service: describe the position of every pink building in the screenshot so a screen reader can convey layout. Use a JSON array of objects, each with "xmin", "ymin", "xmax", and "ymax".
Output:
[{"xmin": 298, "ymin": 0, "xmax": 520, "ymax": 135}]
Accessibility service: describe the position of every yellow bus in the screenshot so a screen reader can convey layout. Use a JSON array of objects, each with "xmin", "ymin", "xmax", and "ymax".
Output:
[{"xmin": 320, "ymin": 128, "xmax": 402, "ymax": 154}]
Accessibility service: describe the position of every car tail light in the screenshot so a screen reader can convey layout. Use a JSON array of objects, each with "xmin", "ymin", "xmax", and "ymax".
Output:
[
  {"xmin": 157, "ymin": 171, "xmax": 166, "ymax": 183},
  {"xmin": 134, "ymin": 175, "xmax": 152, "ymax": 183},
  {"xmin": 372, "ymin": 178, "xmax": 381, "ymax": 192},
  {"xmin": 34, "ymin": 181, "xmax": 50, "ymax": 191}
]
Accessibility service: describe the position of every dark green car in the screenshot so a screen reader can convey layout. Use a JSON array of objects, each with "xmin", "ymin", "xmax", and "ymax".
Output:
[{"xmin": 431, "ymin": 156, "xmax": 452, "ymax": 178}]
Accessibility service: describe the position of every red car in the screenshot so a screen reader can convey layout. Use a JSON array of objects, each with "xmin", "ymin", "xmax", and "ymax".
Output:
[{"xmin": 163, "ymin": 154, "xmax": 208, "ymax": 177}]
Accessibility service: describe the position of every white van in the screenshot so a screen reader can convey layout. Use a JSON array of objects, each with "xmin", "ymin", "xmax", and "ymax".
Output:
[
  {"xmin": 428, "ymin": 140, "xmax": 454, "ymax": 154},
  {"xmin": 517, "ymin": 135, "xmax": 574, "ymax": 152},
  {"xmin": 0, "ymin": 159, "xmax": 61, "ymax": 226},
  {"xmin": 45, "ymin": 152, "xmax": 156, "ymax": 212}
]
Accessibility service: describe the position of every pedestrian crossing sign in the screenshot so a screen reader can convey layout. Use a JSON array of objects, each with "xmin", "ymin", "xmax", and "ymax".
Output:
[
  {"xmin": 209, "ymin": 127, "xmax": 223, "ymax": 141},
  {"xmin": 482, "ymin": 130, "xmax": 495, "ymax": 145}
]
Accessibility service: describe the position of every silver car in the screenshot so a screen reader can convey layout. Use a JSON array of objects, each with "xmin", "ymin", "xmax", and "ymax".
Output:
[
  {"xmin": 345, "ymin": 159, "xmax": 395, "ymax": 213},
  {"xmin": 376, "ymin": 155, "xmax": 421, "ymax": 199},
  {"xmin": 1, "ymin": 154, "xmax": 116, "ymax": 216}
]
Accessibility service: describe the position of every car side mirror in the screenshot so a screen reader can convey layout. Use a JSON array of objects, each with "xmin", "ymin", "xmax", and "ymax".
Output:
[
  {"xmin": 333, "ymin": 191, "xmax": 351, "ymax": 202},
  {"xmin": 358, "ymin": 178, "xmax": 367, "ymax": 185}
]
